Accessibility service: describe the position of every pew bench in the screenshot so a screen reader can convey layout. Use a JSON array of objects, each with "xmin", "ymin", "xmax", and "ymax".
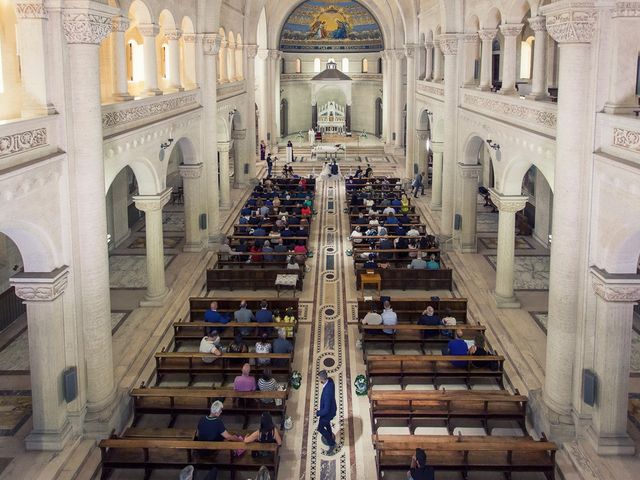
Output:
[
  {"xmin": 188, "ymin": 298, "xmax": 298, "ymax": 322},
  {"xmin": 357, "ymin": 298, "xmax": 468, "ymax": 323},
  {"xmin": 173, "ymin": 321, "xmax": 297, "ymax": 349},
  {"xmin": 354, "ymin": 267, "xmax": 452, "ymax": 292},
  {"xmin": 207, "ymin": 268, "xmax": 303, "ymax": 292},
  {"xmin": 366, "ymin": 354, "xmax": 505, "ymax": 389}
]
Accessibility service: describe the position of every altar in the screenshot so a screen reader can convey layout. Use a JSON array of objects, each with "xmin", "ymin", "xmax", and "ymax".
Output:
[
  {"xmin": 317, "ymin": 101, "xmax": 346, "ymax": 135},
  {"xmin": 312, "ymin": 144, "xmax": 346, "ymax": 161}
]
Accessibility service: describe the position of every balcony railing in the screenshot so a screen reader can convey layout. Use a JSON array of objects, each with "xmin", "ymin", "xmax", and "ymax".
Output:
[
  {"xmin": 0, "ymin": 114, "xmax": 60, "ymax": 172},
  {"xmin": 598, "ymin": 112, "xmax": 640, "ymax": 166},
  {"xmin": 416, "ymin": 80, "xmax": 445, "ymax": 100}
]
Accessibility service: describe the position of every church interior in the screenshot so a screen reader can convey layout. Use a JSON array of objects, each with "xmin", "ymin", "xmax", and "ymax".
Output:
[{"xmin": 0, "ymin": 0, "xmax": 639, "ymax": 479}]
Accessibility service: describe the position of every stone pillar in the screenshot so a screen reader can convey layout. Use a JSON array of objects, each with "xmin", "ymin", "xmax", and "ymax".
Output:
[
  {"xmin": 227, "ymin": 42, "xmax": 237, "ymax": 82},
  {"xmin": 138, "ymin": 23, "xmax": 162, "ymax": 95},
  {"xmin": 202, "ymin": 34, "xmax": 222, "ymax": 245},
  {"xmin": 268, "ymin": 50, "xmax": 281, "ymax": 151},
  {"xmin": 393, "ymin": 50, "xmax": 404, "ymax": 148},
  {"xmin": 245, "ymin": 44, "xmax": 259, "ymax": 182},
  {"xmin": 404, "ymin": 44, "xmax": 418, "ymax": 177},
  {"xmin": 540, "ymin": 1, "xmax": 597, "ymax": 440},
  {"xmin": 179, "ymin": 163, "xmax": 204, "ymax": 253},
  {"xmin": 182, "ymin": 34, "xmax": 197, "ymax": 88},
  {"xmin": 218, "ymin": 142, "xmax": 231, "ymax": 209},
  {"xmin": 527, "ymin": 16, "xmax": 548, "ymax": 100},
  {"xmin": 218, "ymin": 39, "xmax": 228, "ymax": 83},
  {"xmin": 489, "ymin": 190, "xmax": 528, "ymax": 308},
  {"xmin": 232, "ymin": 130, "xmax": 247, "ymax": 186},
  {"xmin": 478, "ymin": 29, "xmax": 497, "ymax": 91},
  {"xmin": 439, "ymin": 34, "xmax": 459, "ymax": 236},
  {"xmin": 432, "ymin": 40, "xmax": 443, "ymax": 82},
  {"xmin": 133, "ymin": 189, "xmax": 172, "ymax": 306},
  {"xmin": 416, "ymin": 130, "xmax": 429, "ymax": 175},
  {"xmin": 587, "ymin": 267, "xmax": 640, "ymax": 455},
  {"xmin": 15, "ymin": 1, "xmax": 56, "ymax": 116},
  {"xmin": 11, "ymin": 267, "xmax": 72, "ymax": 451},
  {"xmin": 111, "ymin": 16, "xmax": 133, "ymax": 101},
  {"xmin": 257, "ymin": 49, "xmax": 268, "ymax": 145},
  {"xmin": 499, "ymin": 23, "xmax": 523, "ymax": 95},
  {"xmin": 424, "ymin": 42, "xmax": 434, "ymax": 80},
  {"xmin": 458, "ymin": 164, "xmax": 482, "ymax": 253},
  {"xmin": 533, "ymin": 172, "xmax": 552, "ymax": 247},
  {"xmin": 62, "ymin": 1, "xmax": 116, "ymax": 427},
  {"xmin": 165, "ymin": 29, "xmax": 183, "ymax": 92},
  {"xmin": 431, "ymin": 142, "xmax": 444, "ymax": 210},
  {"xmin": 382, "ymin": 51, "xmax": 391, "ymax": 143},
  {"xmin": 462, "ymin": 33, "xmax": 479, "ymax": 86}
]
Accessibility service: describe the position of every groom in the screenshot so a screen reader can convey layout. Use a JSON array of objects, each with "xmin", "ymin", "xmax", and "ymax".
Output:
[{"xmin": 316, "ymin": 370, "xmax": 337, "ymax": 455}]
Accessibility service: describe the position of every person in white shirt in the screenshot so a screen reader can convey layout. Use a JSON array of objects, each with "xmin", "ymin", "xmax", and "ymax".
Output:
[
  {"xmin": 368, "ymin": 216, "xmax": 380, "ymax": 227},
  {"xmin": 383, "ymin": 206, "xmax": 395, "ymax": 216},
  {"xmin": 364, "ymin": 197, "xmax": 374, "ymax": 208},
  {"xmin": 200, "ymin": 334, "xmax": 222, "ymax": 364},
  {"xmin": 287, "ymin": 257, "xmax": 300, "ymax": 270},
  {"xmin": 406, "ymin": 226, "xmax": 420, "ymax": 237},
  {"xmin": 361, "ymin": 308, "xmax": 383, "ymax": 336},
  {"xmin": 350, "ymin": 226, "xmax": 363, "ymax": 244},
  {"xmin": 381, "ymin": 301, "xmax": 398, "ymax": 334}
]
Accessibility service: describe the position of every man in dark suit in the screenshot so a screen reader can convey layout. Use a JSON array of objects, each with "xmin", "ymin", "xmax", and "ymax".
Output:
[{"xmin": 316, "ymin": 370, "xmax": 338, "ymax": 454}]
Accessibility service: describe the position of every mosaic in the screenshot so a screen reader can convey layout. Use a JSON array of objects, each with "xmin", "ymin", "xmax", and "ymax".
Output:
[
  {"xmin": 0, "ymin": 391, "xmax": 31, "ymax": 436},
  {"xmin": 126, "ymin": 236, "xmax": 181, "ymax": 250}
]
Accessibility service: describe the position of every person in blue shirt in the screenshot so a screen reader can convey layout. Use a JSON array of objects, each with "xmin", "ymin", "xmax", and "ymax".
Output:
[
  {"xmin": 255, "ymin": 300, "xmax": 273, "ymax": 335},
  {"xmin": 417, "ymin": 306, "xmax": 442, "ymax": 339},
  {"xmin": 204, "ymin": 301, "xmax": 230, "ymax": 334},
  {"xmin": 442, "ymin": 329, "xmax": 469, "ymax": 368},
  {"xmin": 391, "ymin": 197, "xmax": 402, "ymax": 207},
  {"xmin": 426, "ymin": 254, "xmax": 440, "ymax": 270},
  {"xmin": 316, "ymin": 370, "xmax": 338, "ymax": 455}
]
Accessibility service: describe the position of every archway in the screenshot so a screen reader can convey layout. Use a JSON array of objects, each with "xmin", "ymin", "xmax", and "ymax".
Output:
[{"xmin": 0, "ymin": 232, "xmax": 25, "ymax": 335}]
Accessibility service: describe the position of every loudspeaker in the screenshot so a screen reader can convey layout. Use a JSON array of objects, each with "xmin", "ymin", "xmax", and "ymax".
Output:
[
  {"xmin": 244, "ymin": 163, "xmax": 249, "ymax": 174},
  {"xmin": 414, "ymin": 164, "xmax": 419, "ymax": 174},
  {"xmin": 454, "ymin": 214, "xmax": 462, "ymax": 230},
  {"xmin": 583, "ymin": 369, "xmax": 597, "ymax": 406},
  {"xmin": 63, "ymin": 367, "xmax": 78, "ymax": 403},
  {"xmin": 199, "ymin": 213, "xmax": 207, "ymax": 230},
  {"xmin": 392, "ymin": 133, "xmax": 396, "ymax": 141}
]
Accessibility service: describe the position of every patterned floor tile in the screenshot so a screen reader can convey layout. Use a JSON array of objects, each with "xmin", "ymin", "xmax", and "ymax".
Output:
[
  {"xmin": 0, "ymin": 391, "xmax": 31, "ymax": 436},
  {"xmin": 108, "ymin": 255, "xmax": 174, "ymax": 288},
  {"xmin": 485, "ymin": 255, "xmax": 550, "ymax": 290}
]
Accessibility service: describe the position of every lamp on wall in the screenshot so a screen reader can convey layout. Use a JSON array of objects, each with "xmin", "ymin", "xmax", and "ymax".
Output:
[
  {"xmin": 486, "ymin": 139, "xmax": 500, "ymax": 151},
  {"xmin": 161, "ymin": 138, "xmax": 174, "ymax": 150}
]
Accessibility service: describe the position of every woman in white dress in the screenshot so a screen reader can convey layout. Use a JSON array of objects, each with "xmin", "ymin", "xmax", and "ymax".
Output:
[{"xmin": 286, "ymin": 141, "xmax": 294, "ymax": 163}]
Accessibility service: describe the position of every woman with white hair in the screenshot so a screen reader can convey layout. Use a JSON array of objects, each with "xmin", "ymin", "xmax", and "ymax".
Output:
[{"xmin": 197, "ymin": 401, "xmax": 243, "ymax": 442}]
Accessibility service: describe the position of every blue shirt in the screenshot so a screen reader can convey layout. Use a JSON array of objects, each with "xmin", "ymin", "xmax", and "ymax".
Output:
[
  {"xmin": 256, "ymin": 309, "xmax": 273, "ymax": 323},
  {"xmin": 447, "ymin": 339, "xmax": 469, "ymax": 368},
  {"xmin": 391, "ymin": 199, "xmax": 402, "ymax": 207},
  {"xmin": 426, "ymin": 260, "xmax": 440, "ymax": 270},
  {"xmin": 204, "ymin": 309, "xmax": 230, "ymax": 324}
]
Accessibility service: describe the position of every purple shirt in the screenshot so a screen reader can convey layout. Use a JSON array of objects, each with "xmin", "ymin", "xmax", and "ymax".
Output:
[{"xmin": 234, "ymin": 374, "xmax": 256, "ymax": 392}]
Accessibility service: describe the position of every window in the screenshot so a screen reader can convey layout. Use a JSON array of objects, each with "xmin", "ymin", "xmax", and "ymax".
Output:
[
  {"xmin": 295, "ymin": 58, "xmax": 301, "ymax": 73},
  {"xmin": 519, "ymin": 37, "xmax": 534, "ymax": 79},
  {"xmin": 0, "ymin": 37, "xmax": 4, "ymax": 93},
  {"xmin": 313, "ymin": 57, "xmax": 321, "ymax": 73},
  {"xmin": 127, "ymin": 40, "xmax": 144, "ymax": 82},
  {"xmin": 161, "ymin": 44, "xmax": 168, "ymax": 79},
  {"xmin": 362, "ymin": 58, "xmax": 368, "ymax": 73},
  {"xmin": 342, "ymin": 57, "xmax": 349, "ymax": 72}
]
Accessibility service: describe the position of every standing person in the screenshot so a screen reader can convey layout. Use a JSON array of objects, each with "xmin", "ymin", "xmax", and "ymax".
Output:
[
  {"xmin": 266, "ymin": 154, "xmax": 273, "ymax": 177},
  {"xmin": 407, "ymin": 448, "xmax": 435, "ymax": 480},
  {"xmin": 316, "ymin": 370, "xmax": 338, "ymax": 455},
  {"xmin": 286, "ymin": 140, "xmax": 294, "ymax": 163},
  {"xmin": 260, "ymin": 140, "xmax": 266, "ymax": 161},
  {"xmin": 412, "ymin": 171, "xmax": 423, "ymax": 198}
]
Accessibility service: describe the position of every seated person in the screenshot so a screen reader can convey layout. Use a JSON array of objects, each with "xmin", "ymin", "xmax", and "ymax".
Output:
[
  {"xmin": 379, "ymin": 237, "xmax": 394, "ymax": 260},
  {"xmin": 234, "ymin": 300, "xmax": 255, "ymax": 337},
  {"xmin": 255, "ymin": 333, "xmax": 272, "ymax": 366},
  {"xmin": 244, "ymin": 412, "xmax": 282, "ymax": 448},
  {"xmin": 262, "ymin": 240, "xmax": 274, "ymax": 261},
  {"xmin": 361, "ymin": 307, "xmax": 383, "ymax": 335},
  {"xmin": 395, "ymin": 237, "xmax": 409, "ymax": 258},
  {"xmin": 256, "ymin": 300, "xmax": 273, "ymax": 335},
  {"xmin": 199, "ymin": 333, "xmax": 222, "ymax": 364},
  {"xmin": 364, "ymin": 253, "xmax": 378, "ymax": 269},
  {"xmin": 228, "ymin": 334, "xmax": 249, "ymax": 354},
  {"xmin": 350, "ymin": 226, "xmax": 364, "ymax": 244},
  {"xmin": 355, "ymin": 213, "xmax": 368, "ymax": 225},
  {"xmin": 257, "ymin": 368, "xmax": 279, "ymax": 403},
  {"xmin": 249, "ymin": 242, "xmax": 263, "ymax": 263},
  {"xmin": 441, "ymin": 308, "xmax": 457, "ymax": 337},
  {"xmin": 406, "ymin": 225, "xmax": 420, "ymax": 237},
  {"xmin": 442, "ymin": 329, "xmax": 469, "ymax": 368},
  {"xmin": 409, "ymin": 255, "xmax": 427, "ymax": 269},
  {"xmin": 233, "ymin": 363, "xmax": 257, "ymax": 392},
  {"xmin": 286, "ymin": 256, "xmax": 300, "ymax": 270},
  {"xmin": 197, "ymin": 401, "xmax": 243, "ymax": 442},
  {"xmin": 381, "ymin": 301, "xmax": 397, "ymax": 334},
  {"xmin": 417, "ymin": 306, "xmax": 442, "ymax": 338},
  {"xmin": 300, "ymin": 205, "xmax": 312, "ymax": 216},
  {"xmin": 293, "ymin": 240, "xmax": 307, "ymax": 262},
  {"xmin": 426, "ymin": 254, "xmax": 440, "ymax": 270},
  {"xmin": 272, "ymin": 328, "xmax": 293, "ymax": 367},
  {"xmin": 407, "ymin": 448, "xmax": 435, "ymax": 480},
  {"xmin": 390, "ymin": 197, "xmax": 402, "ymax": 208},
  {"xmin": 274, "ymin": 238, "xmax": 289, "ymax": 255},
  {"xmin": 382, "ymin": 205, "xmax": 396, "ymax": 216},
  {"xmin": 468, "ymin": 334, "xmax": 498, "ymax": 370},
  {"xmin": 368, "ymin": 215, "xmax": 380, "ymax": 227},
  {"xmin": 204, "ymin": 301, "xmax": 230, "ymax": 334}
]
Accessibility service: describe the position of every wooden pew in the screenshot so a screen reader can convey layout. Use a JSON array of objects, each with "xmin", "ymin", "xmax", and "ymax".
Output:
[
  {"xmin": 354, "ymin": 267, "xmax": 452, "ymax": 291},
  {"xmin": 369, "ymin": 390, "xmax": 527, "ymax": 434},
  {"xmin": 372, "ymin": 434, "xmax": 556, "ymax": 480},
  {"xmin": 173, "ymin": 321, "xmax": 298, "ymax": 348},
  {"xmin": 349, "ymin": 205, "xmax": 417, "ymax": 214},
  {"xmin": 207, "ymin": 268, "xmax": 303, "ymax": 292},
  {"xmin": 188, "ymin": 298, "xmax": 298, "ymax": 321},
  {"xmin": 131, "ymin": 385, "xmax": 289, "ymax": 429},
  {"xmin": 99, "ymin": 437, "xmax": 279, "ymax": 480},
  {"xmin": 155, "ymin": 351, "xmax": 293, "ymax": 386},
  {"xmin": 365, "ymin": 354, "xmax": 505, "ymax": 389},
  {"xmin": 357, "ymin": 298, "xmax": 468, "ymax": 322}
]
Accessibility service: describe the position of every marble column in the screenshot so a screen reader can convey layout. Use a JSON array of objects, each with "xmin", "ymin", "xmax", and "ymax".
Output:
[
  {"xmin": 382, "ymin": 51, "xmax": 391, "ymax": 144},
  {"xmin": 541, "ymin": 1, "xmax": 597, "ymax": 440},
  {"xmin": 218, "ymin": 39, "xmax": 228, "ymax": 83},
  {"xmin": 244, "ymin": 44, "xmax": 259, "ymax": 183},
  {"xmin": 165, "ymin": 29, "xmax": 183, "ymax": 92},
  {"xmin": 179, "ymin": 163, "xmax": 204, "ymax": 253},
  {"xmin": 202, "ymin": 34, "xmax": 222, "ymax": 245},
  {"xmin": 232, "ymin": 130, "xmax": 247, "ymax": 186},
  {"xmin": 405, "ymin": 44, "xmax": 418, "ymax": 177},
  {"xmin": 138, "ymin": 23, "xmax": 162, "ymax": 96},
  {"xmin": 533, "ymin": 172, "xmax": 552, "ymax": 247},
  {"xmin": 257, "ymin": 49, "xmax": 269, "ymax": 146},
  {"xmin": 268, "ymin": 50, "xmax": 281, "ymax": 151},
  {"xmin": 133, "ymin": 189, "xmax": 172, "ymax": 306},
  {"xmin": 462, "ymin": 33, "xmax": 479, "ymax": 86},
  {"xmin": 111, "ymin": 16, "xmax": 133, "ymax": 101},
  {"xmin": 431, "ymin": 142, "xmax": 444, "ymax": 210},
  {"xmin": 489, "ymin": 190, "xmax": 528, "ymax": 308},
  {"xmin": 478, "ymin": 29, "xmax": 497, "ymax": 91},
  {"xmin": 218, "ymin": 142, "xmax": 231, "ymax": 209},
  {"xmin": 527, "ymin": 16, "xmax": 548, "ymax": 100},
  {"xmin": 111, "ymin": 171, "xmax": 130, "ymax": 247},
  {"xmin": 393, "ymin": 49, "xmax": 404, "ymax": 148},
  {"xmin": 15, "ymin": 1, "xmax": 56, "ymax": 116},
  {"xmin": 432, "ymin": 40, "xmax": 443, "ymax": 82},
  {"xmin": 227, "ymin": 42, "xmax": 237, "ymax": 82},
  {"xmin": 416, "ymin": 130, "xmax": 429, "ymax": 175},
  {"xmin": 424, "ymin": 42, "xmax": 434, "ymax": 80},
  {"xmin": 499, "ymin": 23, "xmax": 523, "ymax": 95},
  {"xmin": 11, "ymin": 267, "xmax": 72, "ymax": 451},
  {"xmin": 458, "ymin": 164, "xmax": 482, "ymax": 253},
  {"xmin": 182, "ymin": 34, "xmax": 197, "ymax": 88},
  {"xmin": 587, "ymin": 267, "xmax": 640, "ymax": 455},
  {"xmin": 439, "ymin": 34, "xmax": 460, "ymax": 236},
  {"xmin": 62, "ymin": 1, "xmax": 116, "ymax": 427}
]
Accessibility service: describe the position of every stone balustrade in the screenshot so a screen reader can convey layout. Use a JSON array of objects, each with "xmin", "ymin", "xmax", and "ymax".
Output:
[
  {"xmin": 0, "ymin": 114, "xmax": 59, "ymax": 170},
  {"xmin": 598, "ymin": 112, "xmax": 640, "ymax": 167}
]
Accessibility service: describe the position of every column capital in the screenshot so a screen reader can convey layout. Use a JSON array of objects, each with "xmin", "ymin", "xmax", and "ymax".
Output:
[
  {"xmin": 15, "ymin": 2, "xmax": 48, "ymax": 19},
  {"xmin": 438, "ymin": 34, "xmax": 459, "ymax": 56},
  {"xmin": 528, "ymin": 16, "xmax": 547, "ymax": 32},
  {"xmin": 424, "ymin": 40, "xmax": 434, "ymax": 48},
  {"xmin": 182, "ymin": 33, "xmax": 196, "ymax": 44},
  {"xmin": 111, "ymin": 15, "xmax": 129, "ymax": 33},
  {"xmin": 392, "ymin": 49, "xmax": 405, "ymax": 60},
  {"xmin": 590, "ymin": 267, "xmax": 640, "ymax": 303},
  {"xmin": 245, "ymin": 44, "xmax": 259, "ymax": 59},
  {"xmin": 203, "ymin": 33, "xmax": 221, "ymax": 55},
  {"xmin": 178, "ymin": 163, "xmax": 203, "ymax": 179},
  {"xmin": 62, "ymin": 2, "xmax": 118, "ymax": 45},
  {"xmin": 164, "ymin": 28, "xmax": 182, "ymax": 41},
  {"xmin": 489, "ymin": 189, "xmax": 528, "ymax": 213},
  {"xmin": 416, "ymin": 129, "xmax": 430, "ymax": 141},
  {"xmin": 462, "ymin": 33, "xmax": 479, "ymax": 44},
  {"xmin": 137, "ymin": 22, "xmax": 160, "ymax": 38},
  {"xmin": 217, "ymin": 141, "xmax": 231, "ymax": 153},
  {"xmin": 257, "ymin": 48, "xmax": 269, "ymax": 60},
  {"xmin": 457, "ymin": 163, "xmax": 483, "ymax": 178},
  {"xmin": 499, "ymin": 23, "xmax": 524, "ymax": 37},
  {"xmin": 478, "ymin": 28, "xmax": 498, "ymax": 42},
  {"xmin": 540, "ymin": 1, "xmax": 598, "ymax": 44},
  {"xmin": 431, "ymin": 141, "xmax": 444, "ymax": 154},
  {"xmin": 612, "ymin": 1, "xmax": 640, "ymax": 18},
  {"xmin": 133, "ymin": 188, "xmax": 172, "ymax": 212},
  {"xmin": 268, "ymin": 49, "xmax": 282, "ymax": 60},
  {"xmin": 404, "ymin": 43, "xmax": 420, "ymax": 58},
  {"xmin": 10, "ymin": 266, "xmax": 70, "ymax": 302}
]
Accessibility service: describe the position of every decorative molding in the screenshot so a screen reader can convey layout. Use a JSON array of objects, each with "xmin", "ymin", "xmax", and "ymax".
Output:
[
  {"xmin": 217, "ymin": 141, "xmax": 231, "ymax": 153},
  {"xmin": 245, "ymin": 44, "xmax": 258, "ymax": 59},
  {"xmin": 424, "ymin": 41, "xmax": 434, "ymax": 49},
  {"xmin": 0, "ymin": 158, "xmax": 62, "ymax": 202},
  {"xmin": 542, "ymin": 1, "xmax": 598, "ymax": 44},
  {"xmin": 182, "ymin": 34, "xmax": 196, "ymax": 44},
  {"xmin": 15, "ymin": 2, "xmax": 48, "ymax": 19},
  {"xmin": 404, "ymin": 43, "xmax": 420, "ymax": 58},
  {"xmin": 268, "ymin": 49, "xmax": 282, "ymax": 60},
  {"xmin": 102, "ymin": 93, "xmax": 199, "ymax": 129},
  {"xmin": 489, "ymin": 189, "xmax": 528, "ymax": 213},
  {"xmin": 500, "ymin": 23, "xmax": 524, "ymax": 37},
  {"xmin": 178, "ymin": 163, "xmax": 203, "ymax": 179},
  {"xmin": 463, "ymin": 93, "xmax": 557, "ymax": 129},
  {"xmin": 591, "ymin": 267, "xmax": 640, "ymax": 302},
  {"xmin": 438, "ymin": 34, "xmax": 459, "ymax": 56},
  {"xmin": 137, "ymin": 23, "xmax": 160, "ymax": 37},
  {"xmin": 612, "ymin": 127, "xmax": 640, "ymax": 152},
  {"xmin": 457, "ymin": 163, "xmax": 483, "ymax": 178},
  {"xmin": 392, "ymin": 49, "xmax": 405, "ymax": 60},
  {"xmin": 133, "ymin": 188, "xmax": 172, "ymax": 212},
  {"xmin": 462, "ymin": 33, "xmax": 479, "ymax": 44},
  {"xmin": 0, "ymin": 128, "xmax": 48, "ymax": 158},
  {"xmin": 203, "ymin": 33, "xmax": 221, "ymax": 55},
  {"xmin": 611, "ymin": 2, "xmax": 640, "ymax": 17},
  {"xmin": 478, "ymin": 29, "xmax": 498, "ymax": 42},
  {"xmin": 62, "ymin": 10, "xmax": 113, "ymax": 44},
  {"xmin": 111, "ymin": 15, "xmax": 129, "ymax": 33},
  {"xmin": 11, "ymin": 267, "xmax": 69, "ymax": 302},
  {"xmin": 528, "ymin": 16, "xmax": 547, "ymax": 32},
  {"xmin": 164, "ymin": 29, "xmax": 182, "ymax": 41},
  {"xmin": 417, "ymin": 82, "xmax": 445, "ymax": 98}
]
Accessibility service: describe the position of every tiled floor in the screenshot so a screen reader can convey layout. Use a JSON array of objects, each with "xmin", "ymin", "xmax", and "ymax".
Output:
[
  {"xmin": 108, "ymin": 255, "xmax": 174, "ymax": 288},
  {"xmin": 0, "ymin": 330, "xmax": 28, "ymax": 372},
  {"xmin": 485, "ymin": 255, "xmax": 551, "ymax": 290}
]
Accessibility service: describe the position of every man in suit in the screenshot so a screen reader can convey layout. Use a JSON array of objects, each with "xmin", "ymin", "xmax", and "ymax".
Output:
[{"xmin": 316, "ymin": 370, "xmax": 338, "ymax": 455}]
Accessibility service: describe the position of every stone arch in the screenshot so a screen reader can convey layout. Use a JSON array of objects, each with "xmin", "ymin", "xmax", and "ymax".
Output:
[
  {"xmin": 104, "ymin": 153, "xmax": 162, "ymax": 197},
  {"xmin": 500, "ymin": 149, "xmax": 555, "ymax": 196},
  {"xmin": 173, "ymin": 136, "xmax": 198, "ymax": 166},
  {"xmin": 481, "ymin": 7, "xmax": 502, "ymax": 29},
  {"xmin": 0, "ymin": 222, "xmax": 58, "ymax": 272},
  {"xmin": 417, "ymin": 108, "xmax": 431, "ymax": 131},
  {"xmin": 506, "ymin": 0, "xmax": 535, "ymax": 23},
  {"xmin": 217, "ymin": 112, "xmax": 231, "ymax": 143},
  {"xmin": 465, "ymin": 13, "xmax": 480, "ymax": 33},
  {"xmin": 602, "ymin": 230, "xmax": 640, "ymax": 274},
  {"xmin": 129, "ymin": 0, "xmax": 153, "ymax": 25}
]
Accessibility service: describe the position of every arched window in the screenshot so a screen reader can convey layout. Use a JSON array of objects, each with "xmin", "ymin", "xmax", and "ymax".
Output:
[
  {"xmin": 313, "ymin": 58, "xmax": 321, "ymax": 72},
  {"xmin": 378, "ymin": 57, "xmax": 383, "ymax": 73},
  {"xmin": 519, "ymin": 36, "xmax": 534, "ymax": 79},
  {"xmin": 295, "ymin": 58, "xmax": 301, "ymax": 73},
  {"xmin": 342, "ymin": 57, "xmax": 349, "ymax": 72},
  {"xmin": 362, "ymin": 58, "xmax": 368, "ymax": 73},
  {"xmin": 127, "ymin": 40, "xmax": 144, "ymax": 82},
  {"xmin": 161, "ymin": 43, "xmax": 169, "ymax": 79}
]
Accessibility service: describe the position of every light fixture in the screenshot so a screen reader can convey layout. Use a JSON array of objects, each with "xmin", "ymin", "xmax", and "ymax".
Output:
[
  {"xmin": 486, "ymin": 139, "xmax": 500, "ymax": 151},
  {"xmin": 161, "ymin": 138, "xmax": 174, "ymax": 150}
]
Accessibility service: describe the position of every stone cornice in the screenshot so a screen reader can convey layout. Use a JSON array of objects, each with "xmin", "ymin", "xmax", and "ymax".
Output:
[
  {"xmin": 528, "ymin": 16, "xmax": 547, "ymax": 32},
  {"xmin": 133, "ymin": 188, "xmax": 172, "ymax": 212},
  {"xmin": 499, "ymin": 23, "xmax": 524, "ymax": 37},
  {"xmin": 62, "ymin": 3, "xmax": 117, "ymax": 45},
  {"xmin": 137, "ymin": 23, "xmax": 160, "ymax": 37},
  {"xmin": 438, "ymin": 34, "xmax": 459, "ymax": 56},
  {"xmin": 203, "ymin": 33, "xmax": 221, "ymax": 55},
  {"xmin": 217, "ymin": 141, "xmax": 231, "ymax": 153},
  {"xmin": 541, "ymin": 1, "xmax": 598, "ymax": 44},
  {"xmin": 462, "ymin": 33, "xmax": 479, "ymax": 43},
  {"xmin": 102, "ymin": 92, "xmax": 200, "ymax": 129},
  {"xmin": 15, "ymin": 2, "xmax": 48, "ymax": 19},
  {"xmin": 591, "ymin": 266, "xmax": 640, "ymax": 302},
  {"xmin": 478, "ymin": 29, "xmax": 498, "ymax": 42},
  {"xmin": 457, "ymin": 163, "xmax": 483, "ymax": 178},
  {"xmin": 164, "ymin": 29, "xmax": 182, "ymax": 41},
  {"xmin": 11, "ymin": 267, "xmax": 70, "ymax": 302},
  {"xmin": 0, "ymin": 127, "xmax": 48, "ymax": 158},
  {"xmin": 488, "ymin": 189, "xmax": 528, "ymax": 212},
  {"xmin": 178, "ymin": 163, "xmax": 203, "ymax": 179},
  {"xmin": 611, "ymin": 2, "xmax": 640, "ymax": 17},
  {"xmin": 111, "ymin": 15, "xmax": 129, "ymax": 33}
]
